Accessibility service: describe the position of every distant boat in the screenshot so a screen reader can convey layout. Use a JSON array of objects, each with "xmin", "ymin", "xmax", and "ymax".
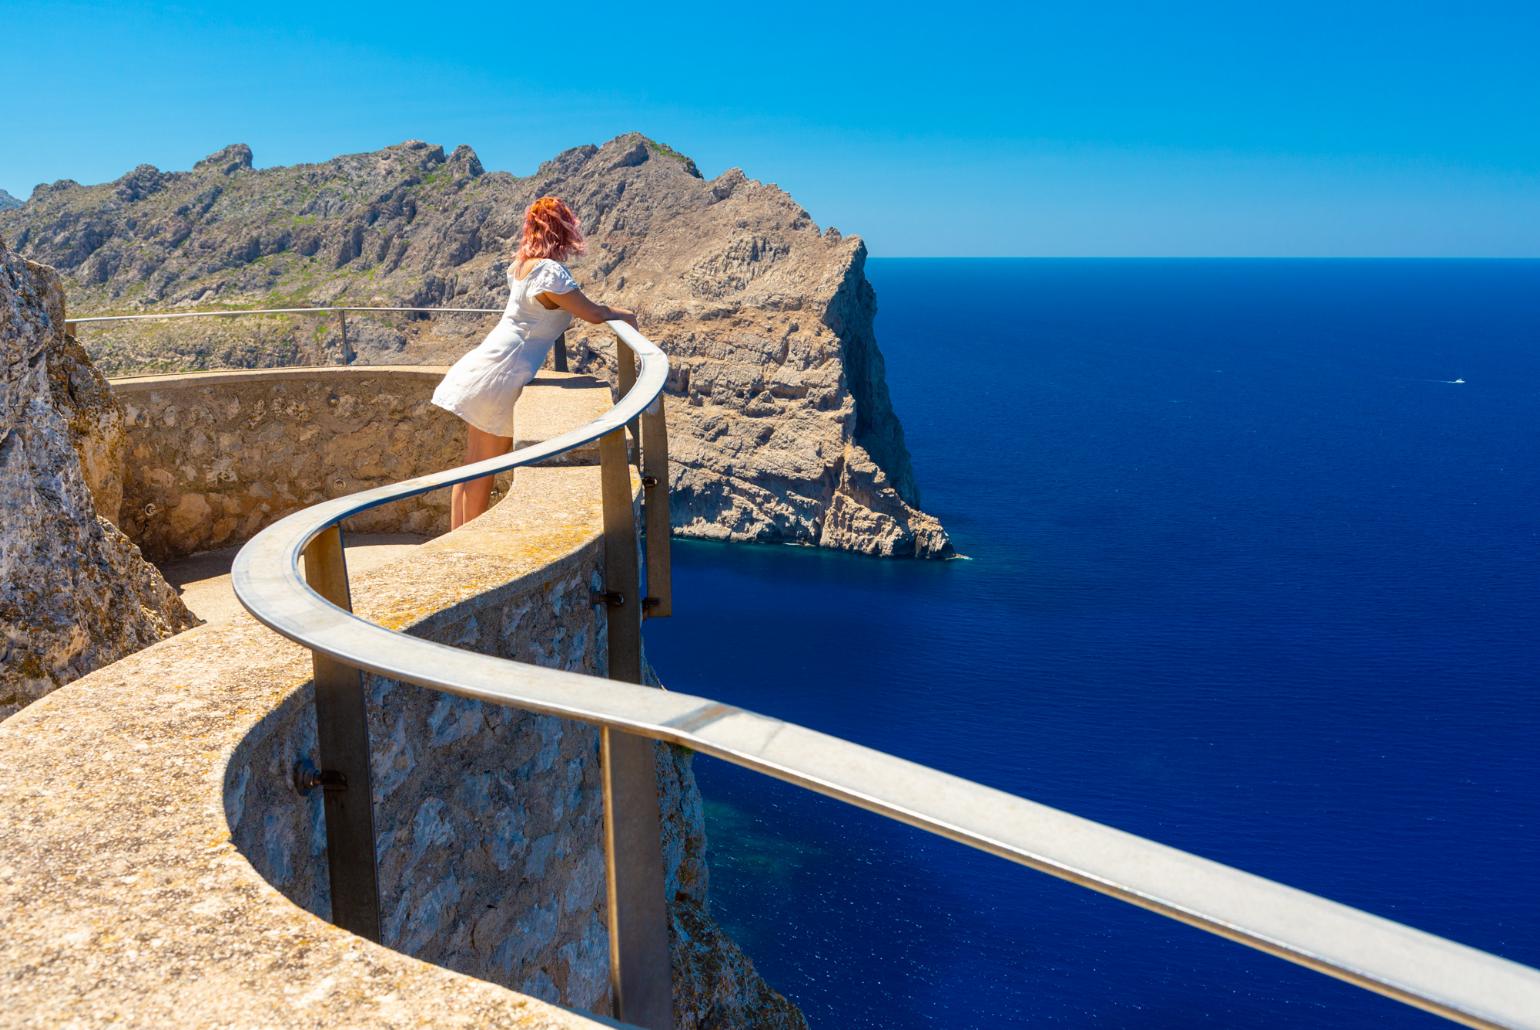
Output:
[{"xmin": 1452, "ymin": 377, "xmax": 1466, "ymax": 384}]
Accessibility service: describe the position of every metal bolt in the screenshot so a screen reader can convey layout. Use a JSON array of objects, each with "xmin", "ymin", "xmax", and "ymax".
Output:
[
  {"xmin": 591, "ymin": 590, "xmax": 625, "ymax": 607},
  {"xmin": 293, "ymin": 760, "xmax": 348, "ymax": 795}
]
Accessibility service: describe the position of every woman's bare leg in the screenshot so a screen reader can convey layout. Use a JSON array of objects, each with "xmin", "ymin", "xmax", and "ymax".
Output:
[{"xmin": 450, "ymin": 424, "xmax": 513, "ymax": 529}]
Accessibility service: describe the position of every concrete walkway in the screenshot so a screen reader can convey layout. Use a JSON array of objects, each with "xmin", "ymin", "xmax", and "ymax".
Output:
[{"xmin": 158, "ymin": 533, "xmax": 428, "ymax": 623}]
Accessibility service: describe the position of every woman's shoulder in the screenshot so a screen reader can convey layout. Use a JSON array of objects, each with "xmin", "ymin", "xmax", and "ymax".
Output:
[
  {"xmin": 510, "ymin": 257, "xmax": 573, "ymax": 280},
  {"xmin": 528, "ymin": 258, "xmax": 578, "ymax": 293}
]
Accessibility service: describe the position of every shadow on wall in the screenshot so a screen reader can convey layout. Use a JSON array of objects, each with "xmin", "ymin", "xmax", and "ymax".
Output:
[
  {"xmin": 198, "ymin": 367, "xmax": 806, "ymax": 1028},
  {"xmin": 217, "ymin": 533, "xmax": 807, "ymax": 1029},
  {"xmin": 221, "ymin": 550, "xmax": 619, "ymax": 1009}
]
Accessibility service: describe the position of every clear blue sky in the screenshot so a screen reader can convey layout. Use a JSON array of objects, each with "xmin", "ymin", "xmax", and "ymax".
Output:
[{"xmin": 4, "ymin": 1, "xmax": 1536, "ymax": 256}]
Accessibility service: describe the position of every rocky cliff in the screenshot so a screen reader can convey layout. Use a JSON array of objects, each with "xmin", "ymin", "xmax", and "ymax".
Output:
[
  {"xmin": 0, "ymin": 134, "xmax": 951, "ymax": 557},
  {"xmin": 0, "ymin": 190, "xmax": 20, "ymax": 212},
  {"xmin": 0, "ymin": 238, "xmax": 196, "ymax": 719}
]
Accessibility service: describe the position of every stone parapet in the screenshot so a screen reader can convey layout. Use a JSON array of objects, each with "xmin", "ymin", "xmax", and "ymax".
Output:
[
  {"xmin": 0, "ymin": 367, "xmax": 802, "ymax": 1029},
  {"xmin": 111, "ymin": 366, "xmax": 609, "ymax": 562},
  {"xmin": 0, "ymin": 460, "xmax": 622, "ymax": 1028}
]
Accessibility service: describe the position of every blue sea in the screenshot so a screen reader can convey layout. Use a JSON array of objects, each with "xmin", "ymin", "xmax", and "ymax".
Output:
[{"xmin": 643, "ymin": 259, "xmax": 1540, "ymax": 1028}]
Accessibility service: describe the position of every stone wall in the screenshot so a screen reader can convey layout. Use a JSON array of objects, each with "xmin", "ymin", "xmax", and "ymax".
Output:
[
  {"xmin": 227, "ymin": 465, "xmax": 801, "ymax": 1026},
  {"xmin": 113, "ymin": 367, "xmax": 461, "ymax": 561},
  {"xmin": 109, "ymin": 366, "xmax": 606, "ymax": 562},
  {"xmin": 0, "ymin": 464, "xmax": 620, "ymax": 1028},
  {"xmin": 0, "ymin": 365, "xmax": 801, "ymax": 1028},
  {"xmin": 226, "ymin": 506, "xmax": 614, "ymax": 1005}
]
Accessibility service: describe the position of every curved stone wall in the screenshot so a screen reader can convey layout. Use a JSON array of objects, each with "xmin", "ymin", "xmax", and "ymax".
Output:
[
  {"xmin": 113, "ymin": 367, "xmax": 460, "ymax": 561},
  {"xmin": 223, "ymin": 464, "xmax": 621, "ymax": 1008},
  {"xmin": 109, "ymin": 366, "xmax": 604, "ymax": 562},
  {"xmin": 0, "ymin": 368, "xmax": 803, "ymax": 1028},
  {"xmin": 0, "ymin": 469, "xmax": 619, "ymax": 1027}
]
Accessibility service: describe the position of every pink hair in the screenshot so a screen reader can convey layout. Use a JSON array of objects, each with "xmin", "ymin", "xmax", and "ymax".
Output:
[{"xmin": 516, "ymin": 196, "xmax": 585, "ymax": 263}]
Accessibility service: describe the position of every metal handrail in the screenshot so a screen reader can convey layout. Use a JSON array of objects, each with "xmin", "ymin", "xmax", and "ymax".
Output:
[
  {"xmin": 87, "ymin": 305, "xmax": 1540, "ymax": 1028},
  {"xmin": 68, "ymin": 305, "xmax": 504, "ymax": 323},
  {"xmin": 68, "ymin": 304, "xmax": 572, "ymax": 373}
]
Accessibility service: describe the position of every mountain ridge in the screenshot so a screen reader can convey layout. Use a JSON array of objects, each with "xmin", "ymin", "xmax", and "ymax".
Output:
[{"xmin": 0, "ymin": 133, "xmax": 951, "ymax": 557}]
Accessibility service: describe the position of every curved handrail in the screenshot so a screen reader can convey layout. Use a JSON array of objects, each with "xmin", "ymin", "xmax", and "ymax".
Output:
[{"xmin": 158, "ymin": 315, "xmax": 1540, "ymax": 1028}]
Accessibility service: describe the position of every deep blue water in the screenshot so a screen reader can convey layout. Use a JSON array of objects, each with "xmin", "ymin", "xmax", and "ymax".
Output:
[{"xmin": 643, "ymin": 259, "xmax": 1540, "ymax": 1028}]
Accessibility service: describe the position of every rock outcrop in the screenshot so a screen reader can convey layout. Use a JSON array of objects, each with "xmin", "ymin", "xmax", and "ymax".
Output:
[
  {"xmin": 0, "ymin": 237, "xmax": 196, "ymax": 719},
  {"xmin": 0, "ymin": 134, "xmax": 951, "ymax": 557},
  {"xmin": 0, "ymin": 190, "xmax": 20, "ymax": 212},
  {"xmin": 47, "ymin": 329, "xmax": 126, "ymax": 524},
  {"xmin": 656, "ymin": 741, "xmax": 805, "ymax": 1028}
]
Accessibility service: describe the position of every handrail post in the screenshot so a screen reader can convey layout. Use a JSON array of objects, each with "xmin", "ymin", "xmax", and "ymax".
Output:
[
  {"xmin": 616, "ymin": 339, "xmax": 640, "ymax": 455},
  {"xmin": 640, "ymin": 396, "xmax": 672, "ymax": 619},
  {"xmin": 553, "ymin": 330, "xmax": 568, "ymax": 373},
  {"xmin": 302, "ymin": 525, "xmax": 382, "ymax": 941},
  {"xmin": 336, "ymin": 309, "xmax": 353, "ymax": 365},
  {"xmin": 597, "ymin": 423, "xmax": 673, "ymax": 1029}
]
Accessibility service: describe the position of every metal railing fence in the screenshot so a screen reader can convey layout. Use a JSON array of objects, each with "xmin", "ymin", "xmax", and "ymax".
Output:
[
  {"xmin": 68, "ymin": 304, "xmax": 569, "ymax": 371},
  {"xmin": 81, "ymin": 305, "xmax": 1540, "ymax": 1029}
]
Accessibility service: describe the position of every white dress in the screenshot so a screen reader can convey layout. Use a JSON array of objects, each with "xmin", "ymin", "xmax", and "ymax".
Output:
[{"xmin": 430, "ymin": 259, "xmax": 579, "ymax": 437}]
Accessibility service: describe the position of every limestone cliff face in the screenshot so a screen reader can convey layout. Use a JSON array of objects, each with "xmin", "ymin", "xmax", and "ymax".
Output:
[
  {"xmin": 549, "ymin": 141, "xmax": 950, "ymax": 558},
  {"xmin": 47, "ymin": 331, "xmax": 126, "ymax": 524},
  {"xmin": 0, "ymin": 134, "xmax": 951, "ymax": 557},
  {"xmin": 0, "ymin": 238, "xmax": 196, "ymax": 719}
]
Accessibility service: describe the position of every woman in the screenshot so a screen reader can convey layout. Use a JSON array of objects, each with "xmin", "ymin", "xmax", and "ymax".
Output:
[{"xmin": 432, "ymin": 196, "xmax": 638, "ymax": 528}]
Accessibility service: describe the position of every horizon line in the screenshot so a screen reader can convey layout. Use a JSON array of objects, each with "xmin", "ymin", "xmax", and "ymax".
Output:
[{"xmin": 872, "ymin": 255, "xmax": 1540, "ymax": 261}]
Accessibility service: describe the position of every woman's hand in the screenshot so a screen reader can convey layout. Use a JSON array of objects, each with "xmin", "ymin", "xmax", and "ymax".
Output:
[{"xmin": 606, "ymin": 305, "xmax": 639, "ymax": 329}]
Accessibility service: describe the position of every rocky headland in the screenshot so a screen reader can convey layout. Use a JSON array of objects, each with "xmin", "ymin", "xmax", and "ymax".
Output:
[
  {"xmin": 0, "ymin": 237, "xmax": 196, "ymax": 719},
  {"xmin": 0, "ymin": 134, "xmax": 951, "ymax": 557}
]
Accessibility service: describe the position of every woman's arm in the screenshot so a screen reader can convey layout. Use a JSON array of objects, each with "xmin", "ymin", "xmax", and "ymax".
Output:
[{"xmin": 543, "ymin": 287, "xmax": 638, "ymax": 328}]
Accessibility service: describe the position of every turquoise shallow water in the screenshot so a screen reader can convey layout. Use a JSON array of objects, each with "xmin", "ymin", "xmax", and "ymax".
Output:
[{"xmin": 642, "ymin": 259, "xmax": 1540, "ymax": 1027}]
